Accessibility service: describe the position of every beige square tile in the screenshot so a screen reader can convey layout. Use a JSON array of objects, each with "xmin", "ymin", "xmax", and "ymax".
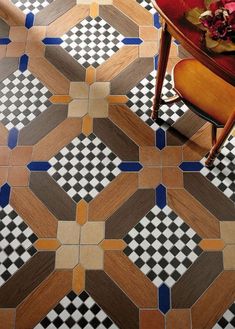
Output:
[
  {"xmin": 69, "ymin": 82, "xmax": 89, "ymax": 98},
  {"xmin": 138, "ymin": 167, "xmax": 161, "ymax": 188},
  {"xmin": 0, "ymin": 147, "xmax": 10, "ymax": 166},
  {"xmin": 57, "ymin": 221, "xmax": 80, "ymax": 244},
  {"xmin": 139, "ymin": 26, "xmax": 158, "ymax": 41},
  {"xmin": 139, "ymin": 147, "xmax": 161, "ymax": 166},
  {"xmin": 6, "ymin": 42, "xmax": 25, "ymax": 57},
  {"xmin": 8, "ymin": 167, "xmax": 29, "ymax": 186},
  {"xmin": 9, "ymin": 146, "xmax": 33, "ymax": 165},
  {"xmin": 55, "ymin": 245, "xmax": 79, "ymax": 269},
  {"xmin": 139, "ymin": 42, "xmax": 158, "ymax": 57},
  {"xmin": 80, "ymin": 245, "xmax": 104, "ymax": 270},
  {"xmin": 0, "ymin": 167, "xmax": 8, "ymax": 186},
  {"xmin": 223, "ymin": 245, "xmax": 235, "ymax": 270},
  {"xmin": 89, "ymin": 82, "xmax": 110, "ymax": 99},
  {"xmin": 9, "ymin": 26, "xmax": 28, "ymax": 42},
  {"xmin": 88, "ymin": 99, "xmax": 108, "ymax": 118},
  {"xmin": 162, "ymin": 146, "xmax": 183, "ymax": 166},
  {"xmin": 26, "ymin": 42, "xmax": 45, "ymax": 57},
  {"xmin": 220, "ymin": 222, "xmax": 235, "ymax": 244},
  {"xmin": 80, "ymin": 222, "xmax": 104, "ymax": 244},
  {"xmin": 27, "ymin": 26, "xmax": 46, "ymax": 41},
  {"xmin": 68, "ymin": 99, "xmax": 88, "ymax": 117}
]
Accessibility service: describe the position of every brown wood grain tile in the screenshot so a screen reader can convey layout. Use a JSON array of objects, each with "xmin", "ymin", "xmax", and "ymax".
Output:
[
  {"xmin": 139, "ymin": 167, "xmax": 161, "ymax": 188},
  {"xmin": 184, "ymin": 173, "xmax": 235, "ymax": 221},
  {"xmin": 161, "ymin": 146, "xmax": 182, "ymax": 166},
  {"xmin": 0, "ymin": 252, "xmax": 55, "ymax": 308},
  {"xmin": 99, "ymin": 5, "xmax": 139, "ymax": 37},
  {"xmin": 105, "ymin": 189, "xmax": 155, "ymax": 239},
  {"xmin": 167, "ymin": 189, "xmax": 220, "ymax": 238},
  {"xmin": 109, "ymin": 104, "xmax": 155, "ymax": 146},
  {"xmin": 0, "ymin": 58, "xmax": 18, "ymax": 82},
  {"xmin": 191, "ymin": 271, "xmax": 235, "ymax": 329},
  {"xmin": 0, "ymin": 309, "xmax": 15, "ymax": 329},
  {"xmin": 15, "ymin": 270, "xmax": 72, "ymax": 329},
  {"xmin": 6, "ymin": 42, "xmax": 25, "ymax": 57},
  {"xmin": 139, "ymin": 147, "xmax": 161, "ymax": 165},
  {"xmin": 30, "ymin": 172, "xmax": 76, "ymax": 221},
  {"xmin": 0, "ymin": 123, "xmax": 8, "ymax": 145},
  {"xmin": 172, "ymin": 252, "xmax": 223, "ymax": 308},
  {"xmin": 0, "ymin": 0, "xmax": 25, "ymax": 26},
  {"xmin": 162, "ymin": 167, "xmax": 184, "ymax": 188},
  {"xmin": 93, "ymin": 118, "xmax": 139, "ymax": 161},
  {"xmin": 19, "ymin": 105, "xmax": 68, "ymax": 146},
  {"xmin": 140, "ymin": 310, "xmax": 165, "ymax": 329},
  {"xmin": 25, "ymin": 41, "xmax": 45, "ymax": 57},
  {"xmin": 45, "ymin": 46, "xmax": 86, "ymax": 81},
  {"xmin": 166, "ymin": 309, "xmax": 191, "ymax": 329},
  {"xmin": 8, "ymin": 166, "xmax": 29, "ymax": 186},
  {"xmin": 9, "ymin": 146, "xmax": 32, "ymax": 165},
  {"xmin": 89, "ymin": 173, "xmax": 138, "ymax": 222},
  {"xmin": 86, "ymin": 270, "xmax": 139, "ymax": 329},
  {"xmin": 139, "ymin": 26, "xmax": 158, "ymax": 41},
  {"xmin": 105, "ymin": 251, "xmax": 157, "ymax": 308},
  {"xmin": 96, "ymin": 46, "xmax": 139, "ymax": 82},
  {"xmin": 0, "ymin": 146, "xmax": 10, "ymax": 165},
  {"xmin": 32, "ymin": 117, "xmax": 82, "ymax": 160}
]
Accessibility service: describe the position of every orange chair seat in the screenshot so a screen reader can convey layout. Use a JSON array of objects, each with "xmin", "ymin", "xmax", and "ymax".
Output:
[{"xmin": 173, "ymin": 59, "xmax": 235, "ymax": 125}]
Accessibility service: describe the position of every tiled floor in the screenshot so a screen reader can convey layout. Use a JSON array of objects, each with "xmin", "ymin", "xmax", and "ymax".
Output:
[{"xmin": 0, "ymin": 0, "xmax": 234, "ymax": 329}]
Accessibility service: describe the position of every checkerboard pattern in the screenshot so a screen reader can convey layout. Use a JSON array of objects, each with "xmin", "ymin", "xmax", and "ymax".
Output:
[
  {"xmin": 201, "ymin": 135, "xmax": 235, "ymax": 202},
  {"xmin": 136, "ymin": 0, "xmax": 155, "ymax": 14},
  {"xmin": 11, "ymin": 0, "xmax": 53, "ymax": 14},
  {"xmin": 213, "ymin": 302, "xmax": 235, "ymax": 329},
  {"xmin": 124, "ymin": 205, "xmax": 202, "ymax": 288},
  {"xmin": 0, "ymin": 205, "xmax": 37, "ymax": 287},
  {"xmin": 61, "ymin": 16, "xmax": 124, "ymax": 68},
  {"xmin": 126, "ymin": 71, "xmax": 189, "ymax": 131},
  {"xmin": 48, "ymin": 133, "xmax": 121, "ymax": 203},
  {"xmin": 0, "ymin": 70, "xmax": 52, "ymax": 131},
  {"xmin": 35, "ymin": 290, "xmax": 119, "ymax": 329}
]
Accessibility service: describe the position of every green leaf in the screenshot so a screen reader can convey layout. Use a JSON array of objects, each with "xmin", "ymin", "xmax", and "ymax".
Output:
[
  {"xmin": 211, "ymin": 41, "xmax": 235, "ymax": 53},
  {"xmin": 205, "ymin": 33, "xmax": 219, "ymax": 48},
  {"xmin": 185, "ymin": 8, "xmax": 204, "ymax": 25}
]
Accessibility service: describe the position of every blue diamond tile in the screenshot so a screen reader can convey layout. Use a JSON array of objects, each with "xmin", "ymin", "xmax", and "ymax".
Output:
[
  {"xmin": 179, "ymin": 162, "xmax": 204, "ymax": 172},
  {"xmin": 159, "ymin": 284, "xmax": 171, "ymax": 314},
  {"xmin": 122, "ymin": 37, "xmax": 143, "ymax": 45},
  {"xmin": 42, "ymin": 37, "xmax": 63, "ymax": 45},
  {"xmin": 156, "ymin": 128, "xmax": 166, "ymax": 150},
  {"xmin": 155, "ymin": 184, "xmax": 166, "ymax": 209},
  {"xmin": 118, "ymin": 162, "xmax": 143, "ymax": 172},
  {"xmin": 28, "ymin": 162, "xmax": 51, "ymax": 171},
  {"xmin": 25, "ymin": 12, "xmax": 34, "ymax": 29},
  {"xmin": 0, "ymin": 183, "xmax": 11, "ymax": 207},
  {"xmin": 19, "ymin": 54, "xmax": 29, "ymax": 72},
  {"xmin": 0, "ymin": 38, "xmax": 11, "ymax": 45},
  {"xmin": 8, "ymin": 128, "xmax": 19, "ymax": 149}
]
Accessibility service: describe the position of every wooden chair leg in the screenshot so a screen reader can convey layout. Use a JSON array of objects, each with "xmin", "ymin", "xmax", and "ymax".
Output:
[
  {"xmin": 206, "ymin": 112, "xmax": 235, "ymax": 167},
  {"xmin": 212, "ymin": 124, "xmax": 217, "ymax": 146}
]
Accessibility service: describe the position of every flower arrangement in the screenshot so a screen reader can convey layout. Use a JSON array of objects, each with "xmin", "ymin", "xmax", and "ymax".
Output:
[{"xmin": 185, "ymin": 0, "xmax": 235, "ymax": 53}]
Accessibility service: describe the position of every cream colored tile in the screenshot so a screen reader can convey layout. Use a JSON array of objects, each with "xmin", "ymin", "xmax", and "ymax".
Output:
[
  {"xmin": 55, "ymin": 245, "xmax": 79, "ymax": 269},
  {"xmin": 69, "ymin": 82, "xmax": 89, "ymax": 98},
  {"xmin": 68, "ymin": 99, "xmax": 88, "ymax": 117},
  {"xmin": 139, "ymin": 42, "xmax": 158, "ymax": 57},
  {"xmin": 89, "ymin": 82, "xmax": 110, "ymax": 99},
  {"xmin": 57, "ymin": 221, "xmax": 80, "ymax": 244},
  {"xmin": 80, "ymin": 222, "xmax": 104, "ymax": 245},
  {"xmin": 88, "ymin": 99, "xmax": 108, "ymax": 118},
  {"xmin": 80, "ymin": 245, "xmax": 104, "ymax": 270},
  {"xmin": 220, "ymin": 222, "xmax": 235, "ymax": 244},
  {"xmin": 223, "ymin": 245, "xmax": 235, "ymax": 270}
]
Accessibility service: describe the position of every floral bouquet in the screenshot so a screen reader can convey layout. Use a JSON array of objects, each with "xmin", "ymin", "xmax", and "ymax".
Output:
[{"xmin": 185, "ymin": 0, "xmax": 235, "ymax": 53}]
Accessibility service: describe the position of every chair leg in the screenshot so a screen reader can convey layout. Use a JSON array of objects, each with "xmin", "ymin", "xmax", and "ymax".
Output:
[
  {"xmin": 206, "ymin": 113, "xmax": 235, "ymax": 167},
  {"xmin": 212, "ymin": 124, "xmax": 217, "ymax": 146}
]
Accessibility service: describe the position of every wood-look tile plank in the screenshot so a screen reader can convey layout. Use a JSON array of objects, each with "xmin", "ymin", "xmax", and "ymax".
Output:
[
  {"xmin": 8, "ymin": 166, "xmax": 29, "ymax": 187},
  {"xmin": 140, "ymin": 310, "xmax": 165, "ymax": 329},
  {"xmin": 15, "ymin": 270, "xmax": 72, "ymax": 329},
  {"xmin": 139, "ymin": 167, "xmax": 161, "ymax": 188},
  {"xmin": 100, "ymin": 239, "xmax": 126, "ymax": 251},
  {"xmin": 0, "ymin": 0, "xmax": 25, "ymax": 26},
  {"xmin": 96, "ymin": 46, "xmax": 139, "ymax": 82},
  {"xmin": 89, "ymin": 173, "xmax": 138, "ymax": 221},
  {"xmin": 0, "ymin": 252, "xmax": 55, "ymax": 308},
  {"xmin": 72, "ymin": 265, "xmax": 85, "ymax": 295},
  {"xmin": 191, "ymin": 271, "xmax": 235, "ymax": 329},
  {"xmin": 11, "ymin": 187, "xmax": 58, "ymax": 238},
  {"xmin": 32, "ymin": 118, "xmax": 82, "ymax": 160},
  {"xmin": 109, "ymin": 104, "xmax": 155, "ymax": 146},
  {"xmin": 106, "ymin": 189, "xmax": 155, "ymax": 239},
  {"xmin": 184, "ymin": 173, "xmax": 235, "ymax": 221},
  {"xmin": 0, "ymin": 58, "xmax": 18, "ymax": 82},
  {"xmin": 0, "ymin": 309, "xmax": 15, "ymax": 329},
  {"xmin": 166, "ymin": 309, "xmax": 191, "ymax": 329},
  {"xmin": 162, "ymin": 167, "xmax": 184, "ymax": 188},
  {"xmin": 93, "ymin": 118, "xmax": 139, "ymax": 161},
  {"xmin": 167, "ymin": 189, "xmax": 220, "ymax": 239},
  {"xmin": 105, "ymin": 251, "xmax": 157, "ymax": 308},
  {"xmin": 30, "ymin": 172, "xmax": 76, "ymax": 221},
  {"xmin": 172, "ymin": 252, "xmax": 223, "ymax": 308},
  {"xmin": 199, "ymin": 239, "xmax": 225, "ymax": 251},
  {"xmin": 86, "ymin": 270, "xmax": 139, "ymax": 329},
  {"xmin": 34, "ymin": 238, "xmax": 61, "ymax": 251}
]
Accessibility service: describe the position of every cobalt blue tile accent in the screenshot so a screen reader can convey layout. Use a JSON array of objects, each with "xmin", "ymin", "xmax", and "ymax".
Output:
[
  {"xmin": 154, "ymin": 13, "xmax": 161, "ymax": 29},
  {"xmin": 122, "ymin": 38, "xmax": 143, "ymax": 45},
  {"xmin": 179, "ymin": 162, "xmax": 204, "ymax": 172},
  {"xmin": 154, "ymin": 55, "xmax": 159, "ymax": 70},
  {"xmin": 118, "ymin": 162, "xmax": 143, "ymax": 172},
  {"xmin": 156, "ymin": 128, "xmax": 166, "ymax": 150},
  {"xmin": 0, "ymin": 38, "xmax": 11, "ymax": 45},
  {"xmin": 8, "ymin": 128, "xmax": 19, "ymax": 149},
  {"xmin": 155, "ymin": 184, "xmax": 166, "ymax": 209},
  {"xmin": 19, "ymin": 54, "xmax": 29, "ymax": 72},
  {"xmin": 42, "ymin": 38, "xmax": 63, "ymax": 45},
  {"xmin": 27, "ymin": 162, "xmax": 51, "ymax": 171},
  {"xmin": 174, "ymin": 39, "xmax": 180, "ymax": 45},
  {"xmin": 0, "ymin": 183, "xmax": 11, "ymax": 207},
  {"xmin": 159, "ymin": 284, "xmax": 171, "ymax": 314},
  {"xmin": 25, "ymin": 13, "xmax": 34, "ymax": 29}
]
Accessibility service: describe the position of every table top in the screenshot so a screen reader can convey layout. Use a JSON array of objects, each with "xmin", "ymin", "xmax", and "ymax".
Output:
[{"xmin": 154, "ymin": 0, "xmax": 235, "ymax": 86}]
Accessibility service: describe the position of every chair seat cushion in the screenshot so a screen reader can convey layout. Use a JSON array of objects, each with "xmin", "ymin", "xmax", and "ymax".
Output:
[{"xmin": 173, "ymin": 59, "xmax": 235, "ymax": 125}]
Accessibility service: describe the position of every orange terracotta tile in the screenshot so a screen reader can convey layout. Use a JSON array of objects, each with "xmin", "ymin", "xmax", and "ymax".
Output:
[
  {"xmin": 34, "ymin": 239, "xmax": 61, "ymax": 251},
  {"xmin": 73, "ymin": 265, "xmax": 85, "ymax": 295},
  {"xmin": 199, "ymin": 239, "xmax": 225, "ymax": 251},
  {"xmin": 162, "ymin": 146, "xmax": 183, "ymax": 166},
  {"xmin": 27, "ymin": 26, "xmax": 46, "ymax": 41},
  {"xmin": 140, "ymin": 310, "xmax": 165, "ymax": 329},
  {"xmin": 139, "ymin": 167, "xmax": 161, "ymax": 188},
  {"xmin": 100, "ymin": 239, "xmax": 127, "ymax": 251},
  {"xmin": 166, "ymin": 309, "xmax": 191, "ymax": 329},
  {"xmin": 107, "ymin": 95, "xmax": 128, "ymax": 104},
  {"xmin": 9, "ymin": 146, "xmax": 33, "ymax": 165},
  {"xmin": 9, "ymin": 26, "xmax": 28, "ymax": 42},
  {"xmin": 25, "ymin": 42, "xmax": 45, "ymax": 57},
  {"xmin": 85, "ymin": 66, "xmax": 96, "ymax": 85},
  {"xmin": 0, "ymin": 123, "xmax": 8, "ymax": 145},
  {"xmin": 0, "ymin": 0, "xmax": 25, "ymax": 26},
  {"xmin": 8, "ymin": 166, "xmax": 29, "ymax": 186},
  {"xmin": 139, "ymin": 42, "xmax": 158, "ymax": 57},
  {"xmin": 0, "ymin": 309, "xmax": 15, "ymax": 329},
  {"xmin": 90, "ymin": 2, "xmax": 99, "ymax": 18},
  {"xmin": 140, "ymin": 146, "xmax": 161, "ymax": 166},
  {"xmin": 50, "ymin": 95, "xmax": 72, "ymax": 104},
  {"xmin": 0, "ymin": 167, "xmax": 8, "ymax": 185},
  {"xmin": 0, "ymin": 146, "xmax": 10, "ymax": 165},
  {"xmin": 82, "ymin": 115, "xmax": 93, "ymax": 136},
  {"xmin": 6, "ymin": 42, "xmax": 25, "ymax": 57},
  {"xmin": 139, "ymin": 26, "xmax": 158, "ymax": 41},
  {"xmin": 76, "ymin": 199, "xmax": 88, "ymax": 225},
  {"xmin": 162, "ymin": 167, "xmax": 184, "ymax": 188}
]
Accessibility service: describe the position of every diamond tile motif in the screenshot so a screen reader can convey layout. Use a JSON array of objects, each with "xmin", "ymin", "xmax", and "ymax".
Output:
[
  {"xmin": 213, "ymin": 302, "xmax": 235, "ymax": 329},
  {"xmin": 126, "ymin": 71, "xmax": 188, "ymax": 130},
  {"xmin": 61, "ymin": 16, "xmax": 124, "ymax": 68},
  {"xmin": 48, "ymin": 133, "xmax": 121, "ymax": 203},
  {"xmin": 201, "ymin": 135, "xmax": 235, "ymax": 202},
  {"xmin": 124, "ymin": 205, "xmax": 202, "ymax": 288},
  {"xmin": 0, "ymin": 70, "xmax": 52, "ymax": 131},
  {"xmin": 136, "ymin": 0, "xmax": 155, "ymax": 14},
  {"xmin": 0, "ymin": 205, "xmax": 37, "ymax": 287},
  {"xmin": 34, "ymin": 290, "xmax": 119, "ymax": 329},
  {"xmin": 11, "ymin": 0, "xmax": 53, "ymax": 14}
]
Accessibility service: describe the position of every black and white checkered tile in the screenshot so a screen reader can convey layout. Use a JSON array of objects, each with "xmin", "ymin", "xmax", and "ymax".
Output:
[
  {"xmin": 126, "ymin": 71, "xmax": 189, "ymax": 131},
  {"xmin": 11, "ymin": 0, "xmax": 53, "ymax": 14},
  {"xmin": 61, "ymin": 16, "xmax": 124, "ymax": 69},
  {"xmin": 124, "ymin": 205, "xmax": 202, "ymax": 288},
  {"xmin": 201, "ymin": 135, "xmax": 235, "ymax": 202},
  {"xmin": 213, "ymin": 302, "xmax": 235, "ymax": 329},
  {"xmin": 35, "ymin": 291, "xmax": 119, "ymax": 329},
  {"xmin": 0, "ymin": 205, "xmax": 37, "ymax": 287},
  {"xmin": 0, "ymin": 70, "xmax": 52, "ymax": 131},
  {"xmin": 48, "ymin": 133, "xmax": 121, "ymax": 203},
  {"xmin": 136, "ymin": 0, "xmax": 155, "ymax": 14}
]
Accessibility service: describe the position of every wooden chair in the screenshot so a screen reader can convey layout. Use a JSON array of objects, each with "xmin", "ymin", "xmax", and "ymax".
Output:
[{"xmin": 160, "ymin": 58, "xmax": 235, "ymax": 167}]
